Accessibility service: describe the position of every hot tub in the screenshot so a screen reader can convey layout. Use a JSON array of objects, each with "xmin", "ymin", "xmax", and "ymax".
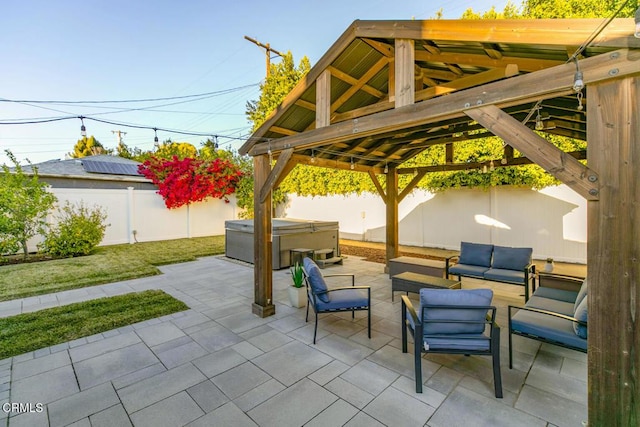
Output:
[{"xmin": 225, "ymin": 218, "xmax": 340, "ymax": 269}]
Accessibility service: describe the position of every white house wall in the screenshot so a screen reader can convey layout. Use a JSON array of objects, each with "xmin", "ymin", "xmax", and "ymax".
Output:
[{"xmin": 283, "ymin": 185, "xmax": 587, "ymax": 264}]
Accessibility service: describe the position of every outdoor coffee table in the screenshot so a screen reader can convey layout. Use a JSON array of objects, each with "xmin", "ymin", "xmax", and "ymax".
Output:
[{"xmin": 391, "ymin": 271, "xmax": 462, "ymax": 301}]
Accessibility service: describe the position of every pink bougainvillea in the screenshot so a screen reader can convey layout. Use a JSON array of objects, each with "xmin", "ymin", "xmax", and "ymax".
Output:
[{"xmin": 138, "ymin": 156, "xmax": 243, "ymax": 209}]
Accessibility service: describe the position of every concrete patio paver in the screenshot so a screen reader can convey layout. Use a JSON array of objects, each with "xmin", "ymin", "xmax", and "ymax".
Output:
[{"xmin": 0, "ymin": 255, "xmax": 588, "ymax": 426}]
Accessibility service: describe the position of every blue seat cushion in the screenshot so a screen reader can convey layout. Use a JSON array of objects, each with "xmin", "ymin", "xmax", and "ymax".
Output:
[
  {"xmin": 573, "ymin": 279, "xmax": 588, "ymax": 313},
  {"xmin": 449, "ymin": 264, "xmax": 489, "ymax": 278},
  {"xmin": 483, "ymin": 268, "xmax": 525, "ymax": 284},
  {"xmin": 511, "ymin": 309, "xmax": 587, "ymax": 351},
  {"xmin": 303, "ymin": 257, "xmax": 330, "ymax": 303},
  {"xmin": 533, "ymin": 287, "xmax": 579, "ymax": 304},
  {"xmin": 491, "ymin": 246, "xmax": 532, "ymax": 271},
  {"xmin": 573, "ymin": 296, "xmax": 588, "ymax": 339},
  {"xmin": 525, "ymin": 296, "xmax": 575, "ymax": 317},
  {"xmin": 419, "ymin": 288, "xmax": 493, "ymax": 335},
  {"xmin": 315, "ymin": 289, "xmax": 368, "ymax": 311},
  {"xmin": 458, "ymin": 242, "xmax": 494, "ymax": 267},
  {"xmin": 424, "ymin": 334, "xmax": 490, "ymax": 351}
]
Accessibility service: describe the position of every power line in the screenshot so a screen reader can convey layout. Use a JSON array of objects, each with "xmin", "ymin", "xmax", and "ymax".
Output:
[{"xmin": 0, "ymin": 83, "xmax": 259, "ymax": 105}]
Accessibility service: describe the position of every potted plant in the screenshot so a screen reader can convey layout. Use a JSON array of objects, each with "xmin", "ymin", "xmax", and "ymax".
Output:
[{"xmin": 288, "ymin": 262, "xmax": 307, "ymax": 308}]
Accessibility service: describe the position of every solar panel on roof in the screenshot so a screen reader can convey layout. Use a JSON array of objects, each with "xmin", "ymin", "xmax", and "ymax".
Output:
[{"xmin": 82, "ymin": 160, "xmax": 142, "ymax": 176}]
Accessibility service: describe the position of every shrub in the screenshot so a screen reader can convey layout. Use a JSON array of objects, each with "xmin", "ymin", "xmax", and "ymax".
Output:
[{"xmin": 40, "ymin": 202, "xmax": 108, "ymax": 257}]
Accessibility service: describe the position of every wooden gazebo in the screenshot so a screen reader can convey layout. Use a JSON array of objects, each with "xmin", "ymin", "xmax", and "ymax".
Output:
[{"xmin": 239, "ymin": 19, "xmax": 640, "ymax": 424}]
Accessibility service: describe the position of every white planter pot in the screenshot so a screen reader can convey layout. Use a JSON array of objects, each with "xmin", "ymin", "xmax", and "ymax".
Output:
[{"xmin": 288, "ymin": 286, "xmax": 307, "ymax": 308}]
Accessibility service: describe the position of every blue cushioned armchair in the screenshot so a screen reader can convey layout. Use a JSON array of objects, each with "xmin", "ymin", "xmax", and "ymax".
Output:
[
  {"xmin": 303, "ymin": 257, "xmax": 371, "ymax": 344},
  {"xmin": 401, "ymin": 289, "xmax": 503, "ymax": 398}
]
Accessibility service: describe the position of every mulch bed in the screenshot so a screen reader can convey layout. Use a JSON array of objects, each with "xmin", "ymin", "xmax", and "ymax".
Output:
[{"xmin": 339, "ymin": 243, "xmax": 442, "ymax": 264}]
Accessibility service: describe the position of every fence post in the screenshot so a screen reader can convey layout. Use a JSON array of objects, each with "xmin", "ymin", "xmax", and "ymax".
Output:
[{"xmin": 127, "ymin": 187, "xmax": 135, "ymax": 244}]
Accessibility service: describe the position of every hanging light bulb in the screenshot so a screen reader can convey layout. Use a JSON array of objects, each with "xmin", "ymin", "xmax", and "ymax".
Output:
[
  {"xmin": 634, "ymin": 6, "xmax": 640, "ymax": 38},
  {"xmin": 153, "ymin": 128, "xmax": 159, "ymax": 144},
  {"xmin": 350, "ymin": 157, "xmax": 355, "ymax": 170},
  {"xmin": 310, "ymin": 150, "xmax": 316, "ymax": 163},
  {"xmin": 482, "ymin": 164, "xmax": 488, "ymax": 174},
  {"xmin": 572, "ymin": 59, "xmax": 584, "ymax": 92},
  {"xmin": 501, "ymin": 157, "xmax": 507, "ymax": 165},
  {"xmin": 414, "ymin": 168, "xmax": 418, "ymax": 176},
  {"xmin": 384, "ymin": 162, "xmax": 388, "ymax": 174},
  {"xmin": 489, "ymin": 160, "xmax": 495, "ymax": 171},
  {"xmin": 535, "ymin": 108, "xmax": 544, "ymax": 130},
  {"xmin": 214, "ymin": 135, "xmax": 219, "ymax": 149},
  {"xmin": 79, "ymin": 116, "xmax": 87, "ymax": 137}
]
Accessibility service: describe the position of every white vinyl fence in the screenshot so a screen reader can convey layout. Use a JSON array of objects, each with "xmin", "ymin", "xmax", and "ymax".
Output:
[
  {"xmin": 27, "ymin": 188, "xmax": 240, "ymax": 252},
  {"xmin": 282, "ymin": 185, "xmax": 587, "ymax": 264},
  {"xmin": 29, "ymin": 184, "xmax": 587, "ymax": 264}
]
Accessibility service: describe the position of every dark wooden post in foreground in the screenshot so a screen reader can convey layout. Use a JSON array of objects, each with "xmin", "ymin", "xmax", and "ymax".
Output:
[
  {"xmin": 587, "ymin": 76, "xmax": 639, "ymax": 425},
  {"xmin": 252, "ymin": 154, "xmax": 275, "ymax": 318}
]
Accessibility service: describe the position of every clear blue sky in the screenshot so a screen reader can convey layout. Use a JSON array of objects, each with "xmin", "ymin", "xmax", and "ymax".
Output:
[{"xmin": 0, "ymin": 0, "xmax": 511, "ymax": 165}]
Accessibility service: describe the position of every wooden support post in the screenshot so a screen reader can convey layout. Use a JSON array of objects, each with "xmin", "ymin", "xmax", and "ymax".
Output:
[
  {"xmin": 316, "ymin": 69, "xmax": 331, "ymax": 128},
  {"xmin": 385, "ymin": 165, "xmax": 399, "ymax": 272},
  {"xmin": 252, "ymin": 154, "xmax": 275, "ymax": 318},
  {"xmin": 394, "ymin": 39, "xmax": 415, "ymax": 107},
  {"xmin": 587, "ymin": 76, "xmax": 639, "ymax": 425}
]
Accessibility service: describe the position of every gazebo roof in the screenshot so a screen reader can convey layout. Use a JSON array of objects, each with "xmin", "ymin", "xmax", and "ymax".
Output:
[{"xmin": 240, "ymin": 18, "xmax": 639, "ymax": 173}]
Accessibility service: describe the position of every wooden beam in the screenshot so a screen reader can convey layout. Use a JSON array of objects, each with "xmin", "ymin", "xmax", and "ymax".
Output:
[
  {"xmin": 415, "ymin": 50, "xmax": 562, "ymax": 73},
  {"xmin": 330, "ymin": 57, "xmax": 388, "ymax": 114},
  {"xmin": 270, "ymin": 126, "xmax": 298, "ymax": 136},
  {"xmin": 249, "ymin": 49, "xmax": 638, "ymax": 156},
  {"xmin": 354, "ymin": 19, "xmax": 639, "ymax": 48},
  {"xmin": 361, "ymin": 38, "xmax": 394, "ymax": 57},
  {"xmin": 465, "ymin": 105, "xmax": 599, "ymax": 200},
  {"xmin": 290, "ymin": 153, "xmax": 382, "ymax": 174},
  {"xmin": 385, "ymin": 166, "xmax": 399, "ymax": 270},
  {"xmin": 316, "ymin": 70, "xmax": 331, "ymax": 129},
  {"xmin": 395, "ymin": 39, "xmax": 415, "ymax": 107},
  {"xmin": 252, "ymin": 154, "xmax": 275, "ymax": 318},
  {"xmin": 259, "ymin": 148, "xmax": 294, "ymax": 203},
  {"xmin": 295, "ymin": 99, "xmax": 316, "ymax": 111},
  {"xmin": 445, "ymin": 143, "xmax": 454, "ymax": 163},
  {"xmin": 415, "ymin": 64, "xmax": 519, "ymax": 102},
  {"xmin": 587, "ymin": 76, "xmax": 640, "ymax": 425},
  {"xmin": 368, "ymin": 170, "xmax": 386, "ymax": 202},
  {"xmin": 327, "ymin": 66, "xmax": 385, "ymax": 98},
  {"xmin": 399, "ymin": 170, "xmax": 427, "ymax": 202},
  {"xmin": 396, "ymin": 150, "xmax": 586, "ymax": 174}
]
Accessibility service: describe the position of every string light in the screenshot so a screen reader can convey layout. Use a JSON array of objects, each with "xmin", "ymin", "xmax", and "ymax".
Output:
[
  {"xmin": 489, "ymin": 160, "xmax": 495, "ymax": 171},
  {"xmin": 310, "ymin": 150, "xmax": 316, "ymax": 163},
  {"xmin": 384, "ymin": 162, "xmax": 388, "ymax": 174},
  {"xmin": 79, "ymin": 116, "xmax": 86, "ymax": 137},
  {"xmin": 153, "ymin": 128, "xmax": 159, "ymax": 143},
  {"xmin": 572, "ymin": 58, "xmax": 584, "ymax": 92},
  {"xmin": 634, "ymin": 6, "xmax": 640, "ymax": 38},
  {"xmin": 535, "ymin": 108, "xmax": 545, "ymax": 130},
  {"xmin": 350, "ymin": 157, "xmax": 355, "ymax": 170}
]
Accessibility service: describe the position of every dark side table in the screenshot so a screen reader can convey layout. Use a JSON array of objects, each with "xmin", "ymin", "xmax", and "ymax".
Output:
[{"xmin": 391, "ymin": 271, "xmax": 462, "ymax": 302}]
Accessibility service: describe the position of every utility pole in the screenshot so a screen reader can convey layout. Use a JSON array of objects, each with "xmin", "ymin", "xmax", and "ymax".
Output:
[
  {"xmin": 112, "ymin": 130, "xmax": 127, "ymax": 154},
  {"xmin": 244, "ymin": 36, "xmax": 284, "ymax": 78},
  {"xmin": 112, "ymin": 130, "xmax": 127, "ymax": 145}
]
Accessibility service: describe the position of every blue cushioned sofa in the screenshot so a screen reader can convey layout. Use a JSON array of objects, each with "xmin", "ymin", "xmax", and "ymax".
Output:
[
  {"xmin": 508, "ymin": 273, "xmax": 587, "ymax": 368},
  {"xmin": 447, "ymin": 242, "xmax": 536, "ymax": 301}
]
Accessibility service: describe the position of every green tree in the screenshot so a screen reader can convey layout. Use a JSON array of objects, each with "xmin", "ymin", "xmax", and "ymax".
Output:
[
  {"xmin": 246, "ymin": 52, "xmax": 311, "ymax": 132},
  {"xmin": 69, "ymin": 136, "xmax": 109, "ymax": 158},
  {"xmin": 153, "ymin": 141, "xmax": 198, "ymax": 160},
  {"xmin": 0, "ymin": 150, "xmax": 57, "ymax": 258},
  {"xmin": 241, "ymin": 52, "xmax": 311, "ymax": 218}
]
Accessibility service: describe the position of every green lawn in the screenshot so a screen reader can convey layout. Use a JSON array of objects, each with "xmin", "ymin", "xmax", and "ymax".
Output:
[
  {"xmin": 0, "ymin": 236, "xmax": 225, "ymax": 302},
  {"xmin": 0, "ymin": 290, "xmax": 188, "ymax": 359}
]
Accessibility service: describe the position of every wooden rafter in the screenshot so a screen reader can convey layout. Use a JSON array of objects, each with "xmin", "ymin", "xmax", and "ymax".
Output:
[
  {"xmin": 466, "ymin": 105, "xmax": 598, "ymax": 200},
  {"xmin": 415, "ymin": 50, "xmax": 562, "ymax": 72},
  {"xmin": 249, "ymin": 49, "xmax": 638, "ymax": 157},
  {"xmin": 259, "ymin": 148, "xmax": 295, "ymax": 203},
  {"xmin": 330, "ymin": 57, "xmax": 388, "ymax": 114},
  {"xmin": 328, "ymin": 66, "xmax": 385, "ymax": 98},
  {"xmin": 368, "ymin": 170, "xmax": 386, "ymax": 202}
]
